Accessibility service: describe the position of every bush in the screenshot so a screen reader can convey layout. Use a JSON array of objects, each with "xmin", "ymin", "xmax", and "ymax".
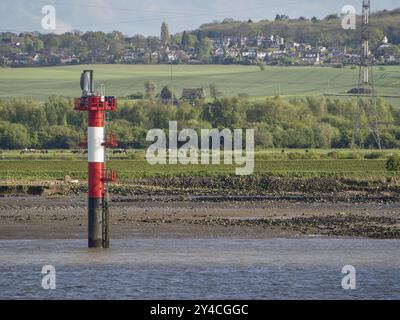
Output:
[
  {"xmin": 303, "ymin": 152, "xmax": 321, "ymax": 160},
  {"xmin": 326, "ymin": 151, "xmax": 362, "ymax": 160},
  {"xmin": 128, "ymin": 153, "xmax": 141, "ymax": 160},
  {"xmin": 327, "ymin": 151, "xmax": 346, "ymax": 159},
  {"xmin": 386, "ymin": 156, "xmax": 400, "ymax": 171},
  {"xmin": 327, "ymin": 151, "xmax": 339, "ymax": 159},
  {"xmin": 288, "ymin": 152, "xmax": 304, "ymax": 160},
  {"xmin": 126, "ymin": 92, "xmax": 144, "ymax": 100},
  {"xmin": 364, "ymin": 152, "xmax": 384, "ymax": 160},
  {"xmin": 257, "ymin": 152, "xmax": 288, "ymax": 160},
  {"xmin": 346, "ymin": 152, "xmax": 363, "ymax": 160}
]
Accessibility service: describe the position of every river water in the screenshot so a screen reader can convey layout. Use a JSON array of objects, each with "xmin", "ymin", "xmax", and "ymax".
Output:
[{"xmin": 0, "ymin": 238, "xmax": 399, "ymax": 299}]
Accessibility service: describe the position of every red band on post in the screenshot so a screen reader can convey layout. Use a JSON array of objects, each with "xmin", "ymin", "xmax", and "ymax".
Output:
[
  {"xmin": 88, "ymin": 110, "xmax": 104, "ymax": 127},
  {"xmin": 88, "ymin": 162, "xmax": 104, "ymax": 198}
]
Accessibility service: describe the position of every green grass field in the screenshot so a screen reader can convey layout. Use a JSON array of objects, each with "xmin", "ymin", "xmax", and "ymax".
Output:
[
  {"xmin": 0, "ymin": 149, "xmax": 396, "ymax": 180},
  {"xmin": 0, "ymin": 64, "xmax": 399, "ymax": 104}
]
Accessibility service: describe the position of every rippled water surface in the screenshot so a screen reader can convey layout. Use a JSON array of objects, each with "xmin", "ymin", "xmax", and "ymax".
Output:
[{"xmin": 0, "ymin": 238, "xmax": 399, "ymax": 299}]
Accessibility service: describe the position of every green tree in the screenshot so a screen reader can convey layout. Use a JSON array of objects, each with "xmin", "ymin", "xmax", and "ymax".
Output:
[
  {"xmin": 257, "ymin": 61, "xmax": 265, "ymax": 71},
  {"xmin": 254, "ymin": 124, "xmax": 274, "ymax": 148},
  {"xmin": 30, "ymin": 108, "xmax": 48, "ymax": 131},
  {"xmin": 33, "ymin": 38, "xmax": 44, "ymax": 52},
  {"xmin": 207, "ymin": 97, "xmax": 246, "ymax": 128},
  {"xmin": 44, "ymin": 125, "xmax": 78, "ymax": 149},
  {"xmin": 109, "ymin": 39, "xmax": 125, "ymax": 61},
  {"xmin": 59, "ymin": 33, "xmax": 81, "ymax": 50},
  {"xmin": 172, "ymin": 34, "xmax": 182, "ymax": 45},
  {"xmin": 144, "ymin": 81, "xmax": 156, "ymax": 102},
  {"xmin": 149, "ymin": 104, "xmax": 177, "ymax": 129},
  {"xmin": 161, "ymin": 22, "xmax": 171, "ymax": 45},
  {"xmin": 42, "ymin": 34, "xmax": 59, "ymax": 51},
  {"xmin": 160, "ymin": 86, "xmax": 173, "ymax": 100},
  {"xmin": 196, "ymin": 37, "xmax": 212, "ymax": 64},
  {"xmin": 386, "ymin": 155, "xmax": 400, "ymax": 171},
  {"xmin": 209, "ymin": 83, "xmax": 222, "ymax": 100},
  {"xmin": 181, "ymin": 31, "xmax": 197, "ymax": 49},
  {"xmin": 177, "ymin": 101, "xmax": 201, "ymax": 122},
  {"xmin": 314, "ymin": 123, "xmax": 340, "ymax": 148},
  {"xmin": 325, "ymin": 13, "xmax": 338, "ymax": 20},
  {"xmin": 73, "ymin": 41, "xmax": 89, "ymax": 61},
  {"xmin": 285, "ymin": 125, "xmax": 315, "ymax": 148},
  {"xmin": 0, "ymin": 121, "xmax": 31, "ymax": 149},
  {"xmin": 82, "ymin": 31, "xmax": 108, "ymax": 61},
  {"xmin": 109, "ymin": 119, "xmax": 134, "ymax": 148}
]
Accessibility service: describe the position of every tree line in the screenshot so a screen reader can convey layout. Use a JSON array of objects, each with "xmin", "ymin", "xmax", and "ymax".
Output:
[
  {"xmin": 0, "ymin": 24, "xmax": 215, "ymax": 66},
  {"xmin": 0, "ymin": 94, "xmax": 398, "ymax": 150}
]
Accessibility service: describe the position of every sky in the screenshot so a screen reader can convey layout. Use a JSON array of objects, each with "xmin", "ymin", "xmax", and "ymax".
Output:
[{"xmin": 0, "ymin": 0, "xmax": 399, "ymax": 36}]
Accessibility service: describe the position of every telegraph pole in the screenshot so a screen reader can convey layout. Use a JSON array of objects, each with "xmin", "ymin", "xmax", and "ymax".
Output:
[{"xmin": 170, "ymin": 61, "xmax": 174, "ymax": 107}]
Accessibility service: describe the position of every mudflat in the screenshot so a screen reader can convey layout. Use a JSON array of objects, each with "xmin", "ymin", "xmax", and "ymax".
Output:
[{"xmin": 0, "ymin": 195, "xmax": 399, "ymax": 240}]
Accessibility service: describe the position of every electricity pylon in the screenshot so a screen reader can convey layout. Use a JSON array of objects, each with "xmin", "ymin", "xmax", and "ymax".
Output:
[{"xmin": 352, "ymin": 0, "xmax": 382, "ymax": 149}]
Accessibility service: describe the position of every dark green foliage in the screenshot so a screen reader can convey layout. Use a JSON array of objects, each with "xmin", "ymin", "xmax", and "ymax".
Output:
[
  {"xmin": 0, "ymin": 94, "xmax": 399, "ymax": 150},
  {"xmin": 0, "ymin": 121, "xmax": 31, "ymax": 149},
  {"xmin": 386, "ymin": 155, "xmax": 400, "ymax": 171},
  {"xmin": 0, "ymin": 96, "xmax": 83, "ymax": 149},
  {"xmin": 160, "ymin": 86, "xmax": 174, "ymax": 100},
  {"xmin": 364, "ymin": 152, "xmax": 385, "ymax": 160}
]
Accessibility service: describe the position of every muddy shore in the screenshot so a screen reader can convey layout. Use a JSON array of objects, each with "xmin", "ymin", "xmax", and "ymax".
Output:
[
  {"xmin": 0, "ymin": 194, "xmax": 399, "ymax": 240},
  {"xmin": 2, "ymin": 175, "xmax": 400, "ymax": 201},
  {"xmin": 1, "ymin": 175, "xmax": 400, "ymax": 239}
]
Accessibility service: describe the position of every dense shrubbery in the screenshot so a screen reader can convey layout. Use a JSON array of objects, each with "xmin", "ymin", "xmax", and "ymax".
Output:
[
  {"xmin": 0, "ymin": 95, "xmax": 399, "ymax": 150},
  {"xmin": 386, "ymin": 155, "xmax": 400, "ymax": 171}
]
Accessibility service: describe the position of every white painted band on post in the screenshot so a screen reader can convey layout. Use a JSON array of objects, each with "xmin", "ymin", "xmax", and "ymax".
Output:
[{"xmin": 88, "ymin": 127, "xmax": 105, "ymax": 163}]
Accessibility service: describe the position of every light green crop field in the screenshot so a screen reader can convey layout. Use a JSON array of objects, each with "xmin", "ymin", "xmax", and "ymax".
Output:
[
  {"xmin": 0, "ymin": 149, "xmax": 397, "ymax": 180},
  {"xmin": 0, "ymin": 159, "xmax": 389, "ymax": 180},
  {"xmin": 0, "ymin": 65, "xmax": 399, "ymax": 104}
]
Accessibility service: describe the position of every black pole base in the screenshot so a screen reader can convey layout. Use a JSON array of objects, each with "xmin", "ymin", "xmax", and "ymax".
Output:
[{"xmin": 88, "ymin": 197, "xmax": 103, "ymax": 248}]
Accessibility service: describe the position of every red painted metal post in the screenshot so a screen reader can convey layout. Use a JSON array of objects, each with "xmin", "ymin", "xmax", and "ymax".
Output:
[{"xmin": 88, "ymin": 108, "xmax": 105, "ymax": 248}]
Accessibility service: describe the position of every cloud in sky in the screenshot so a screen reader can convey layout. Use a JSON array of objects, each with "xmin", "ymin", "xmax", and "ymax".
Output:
[{"xmin": 0, "ymin": 0, "xmax": 399, "ymax": 36}]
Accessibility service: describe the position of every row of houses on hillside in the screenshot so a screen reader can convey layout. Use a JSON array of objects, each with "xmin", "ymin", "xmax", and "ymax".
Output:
[{"xmin": 1, "ymin": 32, "xmax": 399, "ymax": 67}]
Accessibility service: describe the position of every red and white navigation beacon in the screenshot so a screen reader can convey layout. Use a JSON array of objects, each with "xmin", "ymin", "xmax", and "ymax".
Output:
[{"xmin": 75, "ymin": 70, "xmax": 118, "ymax": 248}]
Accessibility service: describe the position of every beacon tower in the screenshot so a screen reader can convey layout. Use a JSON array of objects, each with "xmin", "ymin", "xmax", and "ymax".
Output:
[{"xmin": 75, "ymin": 70, "xmax": 118, "ymax": 248}]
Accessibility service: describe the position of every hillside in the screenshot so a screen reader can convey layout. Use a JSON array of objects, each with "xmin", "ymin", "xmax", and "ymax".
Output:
[
  {"xmin": 1, "ymin": 8, "xmax": 399, "ymax": 67},
  {"xmin": 195, "ymin": 8, "xmax": 400, "ymax": 48}
]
